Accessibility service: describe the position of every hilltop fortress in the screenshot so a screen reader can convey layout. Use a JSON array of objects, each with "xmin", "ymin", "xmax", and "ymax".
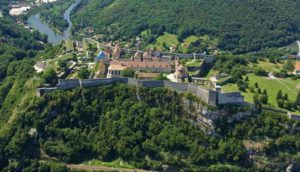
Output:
[{"xmin": 37, "ymin": 77, "xmax": 245, "ymax": 106}]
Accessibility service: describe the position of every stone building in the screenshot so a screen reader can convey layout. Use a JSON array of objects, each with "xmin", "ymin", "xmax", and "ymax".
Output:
[
  {"xmin": 107, "ymin": 58, "xmax": 173, "ymax": 78},
  {"xmin": 112, "ymin": 44, "xmax": 121, "ymax": 60},
  {"xmin": 174, "ymin": 59, "xmax": 188, "ymax": 83}
]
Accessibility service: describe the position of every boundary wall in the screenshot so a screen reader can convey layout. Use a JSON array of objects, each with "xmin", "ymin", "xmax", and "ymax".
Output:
[{"xmin": 37, "ymin": 78, "xmax": 245, "ymax": 106}]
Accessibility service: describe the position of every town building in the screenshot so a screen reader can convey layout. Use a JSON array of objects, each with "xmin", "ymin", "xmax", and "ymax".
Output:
[
  {"xmin": 107, "ymin": 58, "xmax": 173, "ymax": 78},
  {"xmin": 95, "ymin": 51, "xmax": 107, "ymax": 62},
  {"xmin": 112, "ymin": 44, "xmax": 121, "ymax": 60},
  {"xmin": 174, "ymin": 59, "xmax": 188, "ymax": 83}
]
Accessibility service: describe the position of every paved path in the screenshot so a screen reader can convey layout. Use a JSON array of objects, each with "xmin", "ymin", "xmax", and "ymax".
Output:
[
  {"xmin": 186, "ymin": 57, "xmax": 196, "ymax": 65},
  {"xmin": 66, "ymin": 164, "xmax": 154, "ymax": 172},
  {"xmin": 276, "ymin": 78, "xmax": 298, "ymax": 95}
]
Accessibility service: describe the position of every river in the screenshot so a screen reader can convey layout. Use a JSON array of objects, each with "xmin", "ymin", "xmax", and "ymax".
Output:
[{"xmin": 27, "ymin": 0, "xmax": 81, "ymax": 44}]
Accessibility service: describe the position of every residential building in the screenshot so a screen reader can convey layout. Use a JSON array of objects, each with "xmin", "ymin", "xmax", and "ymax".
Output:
[{"xmin": 107, "ymin": 57, "xmax": 173, "ymax": 78}]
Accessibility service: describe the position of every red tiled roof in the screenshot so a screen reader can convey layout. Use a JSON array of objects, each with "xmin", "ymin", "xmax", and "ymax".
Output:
[
  {"xmin": 111, "ymin": 60, "xmax": 172, "ymax": 69},
  {"xmin": 295, "ymin": 61, "xmax": 300, "ymax": 71},
  {"xmin": 136, "ymin": 72, "xmax": 160, "ymax": 78}
]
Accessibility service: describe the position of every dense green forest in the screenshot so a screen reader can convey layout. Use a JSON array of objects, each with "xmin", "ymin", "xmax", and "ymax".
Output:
[
  {"xmin": 73, "ymin": 0, "xmax": 300, "ymax": 53},
  {"xmin": 0, "ymin": 84, "xmax": 300, "ymax": 171}
]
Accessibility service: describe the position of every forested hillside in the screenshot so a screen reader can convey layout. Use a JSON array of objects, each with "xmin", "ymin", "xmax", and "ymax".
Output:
[
  {"xmin": 73, "ymin": 0, "xmax": 300, "ymax": 53},
  {"xmin": 1, "ymin": 84, "xmax": 300, "ymax": 171}
]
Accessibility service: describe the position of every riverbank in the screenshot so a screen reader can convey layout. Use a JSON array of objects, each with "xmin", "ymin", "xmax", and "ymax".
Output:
[
  {"xmin": 27, "ymin": 0, "xmax": 81, "ymax": 44},
  {"xmin": 38, "ymin": 0, "xmax": 74, "ymax": 33}
]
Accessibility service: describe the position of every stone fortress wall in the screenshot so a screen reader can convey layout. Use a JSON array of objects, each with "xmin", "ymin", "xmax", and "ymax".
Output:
[{"xmin": 37, "ymin": 78, "xmax": 245, "ymax": 106}]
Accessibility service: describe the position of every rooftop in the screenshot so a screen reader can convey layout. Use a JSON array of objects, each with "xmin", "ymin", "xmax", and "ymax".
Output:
[
  {"xmin": 110, "ymin": 59, "xmax": 172, "ymax": 69},
  {"xmin": 136, "ymin": 72, "xmax": 160, "ymax": 78},
  {"xmin": 295, "ymin": 61, "xmax": 300, "ymax": 71},
  {"xmin": 108, "ymin": 64, "xmax": 127, "ymax": 71}
]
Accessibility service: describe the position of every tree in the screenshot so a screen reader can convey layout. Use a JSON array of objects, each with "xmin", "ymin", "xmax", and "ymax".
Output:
[
  {"xmin": 43, "ymin": 69, "xmax": 58, "ymax": 86},
  {"xmin": 257, "ymin": 88, "xmax": 261, "ymax": 94},
  {"xmin": 253, "ymin": 94, "xmax": 260, "ymax": 105},
  {"xmin": 277, "ymin": 99, "xmax": 284, "ymax": 108},
  {"xmin": 263, "ymin": 89, "xmax": 267, "ymax": 95},
  {"xmin": 249, "ymin": 86, "xmax": 255, "ymax": 93},
  {"xmin": 276, "ymin": 90, "xmax": 283, "ymax": 100},
  {"xmin": 78, "ymin": 68, "xmax": 90, "ymax": 79},
  {"xmin": 283, "ymin": 93, "xmax": 288, "ymax": 101},
  {"xmin": 284, "ymin": 101, "xmax": 293, "ymax": 110},
  {"xmin": 294, "ymin": 93, "xmax": 300, "ymax": 110},
  {"xmin": 260, "ymin": 94, "xmax": 268, "ymax": 104},
  {"xmin": 254, "ymin": 67, "xmax": 268, "ymax": 76},
  {"xmin": 283, "ymin": 60, "xmax": 294, "ymax": 71},
  {"xmin": 255, "ymin": 82, "xmax": 259, "ymax": 88},
  {"xmin": 237, "ymin": 80, "xmax": 246, "ymax": 92},
  {"xmin": 72, "ymin": 54, "xmax": 78, "ymax": 62},
  {"xmin": 121, "ymin": 69, "xmax": 135, "ymax": 77},
  {"xmin": 58, "ymin": 59, "xmax": 67, "ymax": 68}
]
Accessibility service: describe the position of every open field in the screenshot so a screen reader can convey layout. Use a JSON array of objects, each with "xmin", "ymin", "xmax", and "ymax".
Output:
[
  {"xmin": 155, "ymin": 32, "xmax": 179, "ymax": 46},
  {"xmin": 223, "ymin": 74, "xmax": 300, "ymax": 107},
  {"xmin": 184, "ymin": 36, "xmax": 199, "ymax": 43},
  {"xmin": 250, "ymin": 60, "xmax": 285, "ymax": 73}
]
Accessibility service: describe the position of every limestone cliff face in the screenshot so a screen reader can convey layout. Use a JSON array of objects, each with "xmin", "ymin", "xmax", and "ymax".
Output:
[{"xmin": 180, "ymin": 97, "xmax": 254, "ymax": 133}]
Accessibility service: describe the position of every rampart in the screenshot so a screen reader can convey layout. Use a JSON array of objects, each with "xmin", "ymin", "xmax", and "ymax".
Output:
[
  {"xmin": 37, "ymin": 78, "xmax": 245, "ymax": 106},
  {"xmin": 287, "ymin": 112, "xmax": 300, "ymax": 121}
]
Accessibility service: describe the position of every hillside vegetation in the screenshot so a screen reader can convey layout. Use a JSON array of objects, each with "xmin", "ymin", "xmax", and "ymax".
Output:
[
  {"xmin": 72, "ymin": 0, "xmax": 300, "ymax": 53},
  {"xmin": 1, "ymin": 84, "xmax": 300, "ymax": 171}
]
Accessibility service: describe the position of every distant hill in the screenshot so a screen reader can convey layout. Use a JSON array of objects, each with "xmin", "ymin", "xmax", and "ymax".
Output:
[{"xmin": 72, "ymin": 0, "xmax": 300, "ymax": 53}]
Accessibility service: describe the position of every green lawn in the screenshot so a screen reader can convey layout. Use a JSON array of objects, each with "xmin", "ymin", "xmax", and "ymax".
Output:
[
  {"xmin": 222, "ymin": 74, "xmax": 300, "ymax": 107},
  {"xmin": 155, "ymin": 32, "xmax": 179, "ymax": 46},
  {"xmin": 48, "ymin": 54, "xmax": 73, "ymax": 70},
  {"xmin": 184, "ymin": 36, "xmax": 199, "ymax": 43},
  {"xmin": 186, "ymin": 60, "xmax": 203, "ymax": 67},
  {"xmin": 66, "ymin": 40, "xmax": 74, "ymax": 52}
]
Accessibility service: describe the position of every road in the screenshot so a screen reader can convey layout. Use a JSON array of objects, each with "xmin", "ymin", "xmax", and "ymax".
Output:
[{"xmin": 66, "ymin": 164, "xmax": 155, "ymax": 172}]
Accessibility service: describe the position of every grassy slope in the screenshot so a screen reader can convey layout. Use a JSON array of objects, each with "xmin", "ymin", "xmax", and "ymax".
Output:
[
  {"xmin": 0, "ymin": 79, "xmax": 41, "ymax": 137},
  {"xmin": 223, "ymin": 74, "xmax": 299, "ymax": 107}
]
